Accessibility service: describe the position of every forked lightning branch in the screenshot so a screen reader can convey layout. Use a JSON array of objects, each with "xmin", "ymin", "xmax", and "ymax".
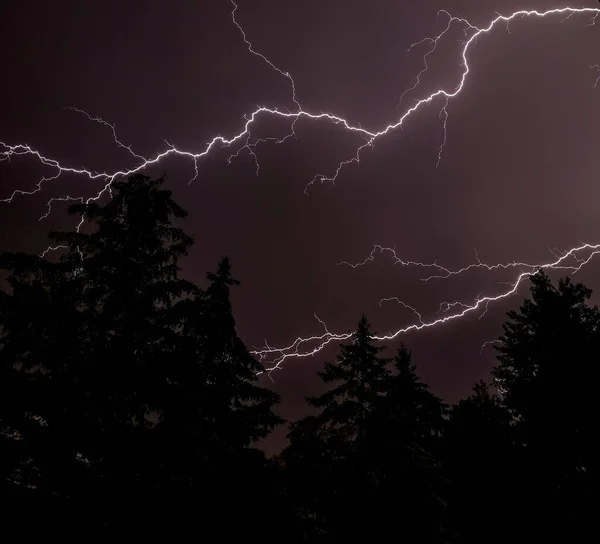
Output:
[{"xmin": 1, "ymin": 3, "xmax": 600, "ymax": 374}]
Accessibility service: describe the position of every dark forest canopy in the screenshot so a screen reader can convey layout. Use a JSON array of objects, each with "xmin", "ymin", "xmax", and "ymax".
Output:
[{"xmin": 0, "ymin": 174, "xmax": 596, "ymax": 541}]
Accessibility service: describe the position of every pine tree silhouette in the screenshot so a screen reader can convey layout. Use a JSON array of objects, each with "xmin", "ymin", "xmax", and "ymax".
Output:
[
  {"xmin": 153, "ymin": 256, "xmax": 284, "ymax": 535},
  {"xmin": 366, "ymin": 345, "xmax": 448, "ymax": 543},
  {"xmin": 284, "ymin": 315, "xmax": 391, "ymax": 540},
  {"xmin": 0, "ymin": 232, "xmax": 98, "ymax": 529},
  {"xmin": 492, "ymin": 271, "xmax": 599, "ymax": 539},
  {"xmin": 1, "ymin": 174, "xmax": 286, "ymax": 535},
  {"xmin": 442, "ymin": 381, "xmax": 514, "ymax": 543},
  {"xmin": 46, "ymin": 175, "xmax": 195, "ymax": 529}
]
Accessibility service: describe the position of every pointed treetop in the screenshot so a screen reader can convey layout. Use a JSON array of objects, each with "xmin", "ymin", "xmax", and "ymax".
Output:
[
  {"xmin": 354, "ymin": 314, "xmax": 371, "ymax": 339},
  {"xmin": 207, "ymin": 256, "xmax": 239, "ymax": 287},
  {"xmin": 393, "ymin": 344, "xmax": 413, "ymax": 373}
]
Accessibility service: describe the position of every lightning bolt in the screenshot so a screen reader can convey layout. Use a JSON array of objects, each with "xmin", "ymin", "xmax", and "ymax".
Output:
[
  {"xmin": 338, "ymin": 244, "xmax": 587, "ymax": 282},
  {"xmin": 254, "ymin": 242, "xmax": 600, "ymax": 374},
  {"xmin": 2, "ymin": 3, "xmax": 600, "ymax": 374}
]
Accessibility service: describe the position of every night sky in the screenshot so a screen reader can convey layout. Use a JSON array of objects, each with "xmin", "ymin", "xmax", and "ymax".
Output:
[{"xmin": 2, "ymin": 0, "xmax": 600, "ymax": 452}]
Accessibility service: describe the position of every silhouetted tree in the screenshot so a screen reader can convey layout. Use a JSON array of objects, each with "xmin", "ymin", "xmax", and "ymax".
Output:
[
  {"xmin": 492, "ymin": 271, "xmax": 599, "ymax": 539},
  {"xmin": 199, "ymin": 256, "xmax": 282, "ymax": 448},
  {"xmin": 1, "ymin": 175, "xmax": 289, "ymax": 536},
  {"xmin": 308, "ymin": 315, "xmax": 391, "ymax": 443},
  {"xmin": 365, "ymin": 345, "xmax": 448, "ymax": 543},
  {"xmin": 284, "ymin": 315, "xmax": 392, "ymax": 540},
  {"xmin": 284, "ymin": 414, "xmax": 331, "ymax": 540},
  {"xmin": 151, "ymin": 256, "xmax": 284, "ymax": 535},
  {"xmin": 0, "ymin": 239, "xmax": 93, "ymax": 529},
  {"xmin": 44, "ymin": 175, "xmax": 196, "ymax": 528},
  {"xmin": 442, "ymin": 381, "xmax": 514, "ymax": 543}
]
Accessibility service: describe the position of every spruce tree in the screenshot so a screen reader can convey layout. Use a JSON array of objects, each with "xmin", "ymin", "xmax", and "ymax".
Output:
[
  {"xmin": 284, "ymin": 315, "xmax": 391, "ymax": 540},
  {"xmin": 442, "ymin": 382, "xmax": 514, "ymax": 543},
  {"xmin": 366, "ymin": 345, "xmax": 447, "ymax": 543},
  {"xmin": 307, "ymin": 315, "xmax": 391, "ymax": 445},
  {"xmin": 153, "ymin": 256, "xmax": 284, "ymax": 535},
  {"xmin": 1, "ymin": 173, "xmax": 289, "ymax": 536},
  {"xmin": 492, "ymin": 271, "xmax": 599, "ymax": 539},
  {"xmin": 1, "ymin": 174, "xmax": 195, "ymax": 531},
  {"xmin": 0, "ymin": 239, "xmax": 92, "ymax": 528}
]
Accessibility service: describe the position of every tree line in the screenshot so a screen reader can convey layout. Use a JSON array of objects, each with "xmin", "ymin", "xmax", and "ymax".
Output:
[{"xmin": 0, "ymin": 174, "xmax": 596, "ymax": 541}]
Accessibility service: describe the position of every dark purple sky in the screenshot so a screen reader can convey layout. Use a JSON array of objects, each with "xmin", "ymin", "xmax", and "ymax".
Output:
[{"xmin": 2, "ymin": 0, "xmax": 600, "ymax": 452}]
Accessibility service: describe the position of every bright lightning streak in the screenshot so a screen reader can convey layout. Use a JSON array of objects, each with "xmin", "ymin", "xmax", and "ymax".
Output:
[
  {"xmin": 254, "ymin": 242, "xmax": 600, "ymax": 374},
  {"xmin": 230, "ymin": 0, "xmax": 300, "ymax": 112},
  {"xmin": 397, "ymin": 10, "xmax": 477, "ymax": 109},
  {"xmin": 3, "ymin": 6, "xmax": 598, "ymax": 205},
  {"xmin": 591, "ymin": 63, "xmax": 600, "ymax": 87},
  {"xmin": 338, "ymin": 245, "xmax": 585, "ymax": 282},
  {"xmin": 1, "ymin": 4, "xmax": 600, "ymax": 374},
  {"xmin": 65, "ymin": 107, "xmax": 147, "ymax": 164}
]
